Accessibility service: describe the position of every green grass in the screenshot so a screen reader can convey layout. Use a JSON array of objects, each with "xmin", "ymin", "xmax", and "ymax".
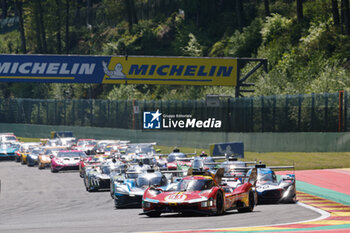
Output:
[
  {"xmin": 16, "ymin": 138, "xmax": 350, "ymax": 170},
  {"xmin": 155, "ymin": 146, "xmax": 350, "ymax": 171}
]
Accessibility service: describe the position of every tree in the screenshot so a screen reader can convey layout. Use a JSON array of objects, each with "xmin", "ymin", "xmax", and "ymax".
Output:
[
  {"xmin": 55, "ymin": 0, "xmax": 62, "ymax": 53},
  {"xmin": 332, "ymin": 0, "xmax": 340, "ymax": 26},
  {"xmin": 125, "ymin": 0, "xmax": 138, "ymax": 31},
  {"xmin": 14, "ymin": 0, "xmax": 26, "ymax": 53},
  {"xmin": 37, "ymin": 0, "xmax": 47, "ymax": 53},
  {"xmin": 341, "ymin": 0, "xmax": 350, "ymax": 35},
  {"xmin": 296, "ymin": 0, "xmax": 303, "ymax": 22},
  {"xmin": 264, "ymin": 0, "xmax": 270, "ymax": 17},
  {"xmin": 1, "ymin": 0, "xmax": 7, "ymax": 19},
  {"xmin": 65, "ymin": 0, "xmax": 69, "ymax": 54},
  {"xmin": 236, "ymin": 0, "xmax": 244, "ymax": 32}
]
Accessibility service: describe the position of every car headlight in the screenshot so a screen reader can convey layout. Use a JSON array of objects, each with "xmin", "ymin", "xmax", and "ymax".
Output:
[
  {"xmin": 55, "ymin": 159, "xmax": 64, "ymax": 165},
  {"xmin": 201, "ymin": 198, "xmax": 214, "ymax": 207},
  {"xmin": 282, "ymin": 185, "xmax": 294, "ymax": 198},
  {"xmin": 143, "ymin": 201, "xmax": 151, "ymax": 208},
  {"xmin": 148, "ymin": 189, "xmax": 161, "ymax": 196},
  {"xmin": 116, "ymin": 186, "xmax": 129, "ymax": 194}
]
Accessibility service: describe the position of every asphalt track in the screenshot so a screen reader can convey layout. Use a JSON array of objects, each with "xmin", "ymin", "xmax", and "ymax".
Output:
[{"xmin": 0, "ymin": 160, "xmax": 320, "ymax": 233}]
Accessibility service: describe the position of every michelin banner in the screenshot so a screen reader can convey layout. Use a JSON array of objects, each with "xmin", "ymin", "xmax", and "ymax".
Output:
[{"xmin": 0, "ymin": 54, "xmax": 237, "ymax": 86}]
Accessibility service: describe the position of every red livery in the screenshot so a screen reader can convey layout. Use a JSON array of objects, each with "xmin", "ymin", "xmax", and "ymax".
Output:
[{"xmin": 142, "ymin": 168, "xmax": 257, "ymax": 217}]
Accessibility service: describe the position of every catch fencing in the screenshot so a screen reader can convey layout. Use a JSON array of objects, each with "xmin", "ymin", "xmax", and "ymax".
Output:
[{"xmin": 0, "ymin": 92, "xmax": 347, "ymax": 132}]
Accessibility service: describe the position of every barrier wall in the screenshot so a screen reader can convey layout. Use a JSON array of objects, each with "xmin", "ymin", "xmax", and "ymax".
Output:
[{"xmin": 1, "ymin": 123, "xmax": 350, "ymax": 152}]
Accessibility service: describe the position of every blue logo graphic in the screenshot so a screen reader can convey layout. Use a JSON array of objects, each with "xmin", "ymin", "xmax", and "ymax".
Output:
[{"xmin": 143, "ymin": 110, "xmax": 162, "ymax": 129}]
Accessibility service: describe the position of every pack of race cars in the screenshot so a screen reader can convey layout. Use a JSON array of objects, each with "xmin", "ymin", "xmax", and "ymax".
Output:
[{"xmin": 1, "ymin": 132, "xmax": 297, "ymax": 217}]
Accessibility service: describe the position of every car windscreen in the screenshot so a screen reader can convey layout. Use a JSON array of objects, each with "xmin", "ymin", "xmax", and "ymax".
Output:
[
  {"xmin": 221, "ymin": 162, "xmax": 246, "ymax": 172},
  {"xmin": 125, "ymin": 146, "xmax": 155, "ymax": 155},
  {"xmin": 173, "ymin": 179, "xmax": 214, "ymax": 192},
  {"xmin": 78, "ymin": 141, "xmax": 96, "ymax": 146},
  {"xmin": 0, "ymin": 144, "xmax": 9, "ymax": 149},
  {"xmin": 136, "ymin": 175, "xmax": 165, "ymax": 187},
  {"xmin": 101, "ymin": 165, "xmax": 111, "ymax": 174},
  {"xmin": 167, "ymin": 153, "xmax": 187, "ymax": 162},
  {"xmin": 192, "ymin": 159, "xmax": 204, "ymax": 169},
  {"xmin": 57, "ymin": 151, "xmax": 85, "ymax": 158},
  {"xmin": 5, "ymin": 136, "xmax": 16, "ymax": 141},
  {"xmin": 257, "ymin": 169, "xmax": 277, "ymax": 183},
  {"xmin": 32, "ymin": 150, "xmax": 43, "ymax": 155}
]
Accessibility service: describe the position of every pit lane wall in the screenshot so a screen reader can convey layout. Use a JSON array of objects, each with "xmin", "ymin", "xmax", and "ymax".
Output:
[{"xmin": 1, "ymin": 123, "xmax": 350, "ymax": 152}]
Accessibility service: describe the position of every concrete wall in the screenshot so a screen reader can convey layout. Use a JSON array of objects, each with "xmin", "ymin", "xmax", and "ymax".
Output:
[{"xmin": 1, "ymin": 123, "xmax": 350, "ymax": 152}]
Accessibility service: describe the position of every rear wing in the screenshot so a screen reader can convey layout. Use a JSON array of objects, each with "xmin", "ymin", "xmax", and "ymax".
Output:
[{"xmin": 255, "ymin": 163, "xmax": 294, "ymax": 170}]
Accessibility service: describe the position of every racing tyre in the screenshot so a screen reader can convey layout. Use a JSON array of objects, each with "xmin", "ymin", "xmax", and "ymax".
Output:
[
  {"xmin": 84, "ymin": 175, "xmax": 89, "ymax": 191},
  {"xmin": 146, "ymin": 212, "xmax": 161, "ymax": 217},
  {"xmin": 215, "ymin": 191, "xmax": 224, "ymax": 215},
  {"xmin": 110, "ymin": 182, "xmax": 114, "ymax": 199},
  {"xmin": 51, "ymin": 167, "xmax": 58, "ymax": 173},
  {"xmin": 238, "ymin": 190, "xmax": 255, "ymax": 213},
  {"xmin": 114, "ymin": 198, "xmax": 122, "ymax": 209}
]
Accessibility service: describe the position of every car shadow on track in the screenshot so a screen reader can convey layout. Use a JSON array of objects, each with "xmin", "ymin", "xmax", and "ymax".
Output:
[{"xmin": 139, "ymin": 210, "xmax": 262, "ymax": 218}]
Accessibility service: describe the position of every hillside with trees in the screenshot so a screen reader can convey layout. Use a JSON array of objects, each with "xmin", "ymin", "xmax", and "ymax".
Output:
[{"xmin": 0, "ymin": 0, "xmax": 349, "ymax": 100}]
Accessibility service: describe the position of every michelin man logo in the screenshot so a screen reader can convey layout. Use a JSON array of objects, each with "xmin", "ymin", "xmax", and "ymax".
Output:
[
  {"xmin": 143, "ymin": 110, "xmax": 162, "ymax": 129},
  {"xmin": 102, "ymin": 61, "xmax": 126, "ymax": 79}
]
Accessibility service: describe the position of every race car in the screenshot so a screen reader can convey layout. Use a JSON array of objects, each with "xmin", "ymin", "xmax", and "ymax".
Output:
[
  {"xmin": 191, "ymin": 156, "xmax": 218, "ymax": 172},
  {"xmin": 72, "ymin": 139, "xmax": 97, "ymax": 153},
  {"xmin": 38, "ymin": 147, "xmax": 64, "ymax": 169},
  {"xmin": 114, "ymin": 170, "xmax": 168, "ymax": 209},
  {"xmin": 0, "ymin": 143, "xmax": 19, "ymax": 160},
  {"xmin": 121, "ymin": 143, "xmax": 156, "ymax": 161},
  {"xmin": 166, "ymin": 152, "xmax": 193, "ymax": 170},
  {"xmin": 84, "ymin": 160, "xmax": 122, "ymax": 192},
  {"xmin": 141, "ymin": 167, "xmax": 257, "ymax": 217},
  {"xmin": 15, "ymin": 142, "xmax": 41, "ymax": 162},
  {"xmin": 249, "ymin": 164, "xmax": 296, "ymax": 204},
  {"xmin": 51, "ymin": 150, "xmax": 87, "ymax": 173},
  {"xmin": 79, "ymin": 155, "xmax": 106, "ymax": 178},
  {"xmin": 26, "ymin": 148, "xmax": 44, "ymax": 166}
]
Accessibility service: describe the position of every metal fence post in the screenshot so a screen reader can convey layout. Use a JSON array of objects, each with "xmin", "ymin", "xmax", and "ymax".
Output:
[
  {"xmin": 250, "ymin": 97, "xmax": 254, "ymax": 132},
  {"xmin": 298, "ymin": 94, "xmax": 301, "ymax": 132},
  {"xmin": 261, "ymin": 96, "xmax": 264, "ymax": 132},
  {"xmin": 324, "ymin": 93, "xmax": 328, "ymax": 132},
  {"xmin": 272, "ymin": 96, "xmax": 276, "ymax": 132},
  {"xmin": 90, "ymin": 99, "xmax": 93, "ymax": 127},
  {"xmin": 311, "ymin": 93, "xmax": 315, "ymax": 131},
  {"xmin": 345, "ymin": 91, "xmax": 348, "ymax": 132}
]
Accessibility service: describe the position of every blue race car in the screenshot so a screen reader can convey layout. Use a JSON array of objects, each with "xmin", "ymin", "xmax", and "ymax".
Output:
[
  {"xmin": 113, "ymin": 170, "xmax": 168, "ymax": 209},
  {"xmin": 0, "ymin": 143, "xmax": 20, "ymax": 160},
  {"xmin": 26, "ymin": 148, "xmax": 44, "ymax": 167},
  {"xmin": 248, "ymin": 164, "xmax": 296, "ymax": 204}
]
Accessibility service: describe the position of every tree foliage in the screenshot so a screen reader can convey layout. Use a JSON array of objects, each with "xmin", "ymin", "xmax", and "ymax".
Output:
[{"xmin": 0, "ymin": 0, "xmax": 349, "ymax": 99}]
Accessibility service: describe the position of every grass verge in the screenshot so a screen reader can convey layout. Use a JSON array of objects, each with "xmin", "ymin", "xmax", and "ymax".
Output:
[{"xmin": 16, "ymin": 138, "xmax": 350, "ymax": 170}]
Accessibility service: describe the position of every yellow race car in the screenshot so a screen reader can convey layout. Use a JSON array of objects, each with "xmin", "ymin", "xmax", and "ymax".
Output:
[{"xmin": 18, "ymin": 142, "xmax": 41, "ymax": 164}]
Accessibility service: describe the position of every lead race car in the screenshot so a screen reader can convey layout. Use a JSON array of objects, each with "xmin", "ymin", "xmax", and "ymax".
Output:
[{"xmin": 141, "ymin": 167, "xmax": 257, "ymax": 217}]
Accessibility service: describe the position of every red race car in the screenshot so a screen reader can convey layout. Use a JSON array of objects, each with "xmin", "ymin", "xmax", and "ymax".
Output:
[{"xmin": 141, "ymin": 167, "xmax": 257, "ymax": 217}]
